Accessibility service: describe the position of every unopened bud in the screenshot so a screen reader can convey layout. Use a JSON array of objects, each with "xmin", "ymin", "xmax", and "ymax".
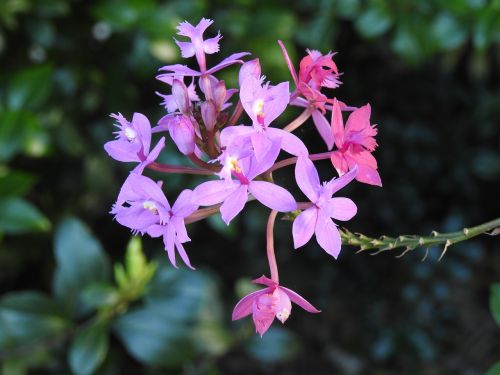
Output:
[{"xmin": 201, "ymin": 101, "xmax": 217, "ymax": 132}]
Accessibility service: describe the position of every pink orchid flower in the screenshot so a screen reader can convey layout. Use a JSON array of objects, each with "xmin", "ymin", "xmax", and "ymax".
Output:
[
  {"xmin": 232, "ymin": 275, "xmax": 320, "ymax": 337},
  {"xmin": 293, "ymin": 157, "xmax": 358, "ymax": 258},
  {"xmin": 330, "ymin": 98, "xmax": 382, "ymax": 186}
]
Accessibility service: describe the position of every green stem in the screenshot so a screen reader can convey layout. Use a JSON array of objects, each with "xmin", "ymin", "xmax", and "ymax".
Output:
[
  {"xmin": 148, "ymin": 162, "xmax": 213, "ymax": 175},
  {"xmin": 341, "ymin": 217, "xmax": 500, "ymax": 259}
]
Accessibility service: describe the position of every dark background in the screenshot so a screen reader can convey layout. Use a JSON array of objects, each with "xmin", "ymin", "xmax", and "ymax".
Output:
[{"xmin": 0, "ymin": 0, "xmax": 499, "ymax": 374}]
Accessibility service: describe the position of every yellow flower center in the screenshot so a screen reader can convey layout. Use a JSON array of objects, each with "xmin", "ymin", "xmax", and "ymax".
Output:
[{"xmin": 143, "ymin": 200, "xmax": 158, "ymax": 214}]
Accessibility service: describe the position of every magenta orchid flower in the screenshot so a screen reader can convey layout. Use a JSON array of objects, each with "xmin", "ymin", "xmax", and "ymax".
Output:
[
  {"xmin": 193, "ymin": 144, "xmax": 296, "ymax": 224},
  {"xmin": 104, "ymin": 112, "xmax": 165, "ymax": 174},
  {"xmin": 279, "ymin": 41, "xmax": 348, "ymax": 150},
  {"xmin": 330, "ymin": 98, "xmax": 382, "ymax": 186},
  {"xmin": 293, "ymin": 157, "xmax": 358, "ymax": 258},
  {"xmin": 232, "ymin": 275, "xmax": 320, "ymax": 337},
  {"xmin": 112, "ymin": 173, "xmax": 198, "ymax": 269}
]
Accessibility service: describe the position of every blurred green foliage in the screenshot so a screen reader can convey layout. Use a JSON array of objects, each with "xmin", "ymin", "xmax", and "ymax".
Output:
[{"xmin": 0, "ymin": 0, "xmax": 499, "ymax": 373}]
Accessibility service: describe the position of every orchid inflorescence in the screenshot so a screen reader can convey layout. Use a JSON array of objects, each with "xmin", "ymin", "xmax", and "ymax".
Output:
[{"xmin": 104, "ymin": 18, "xmax": 381, "ymax": 337}]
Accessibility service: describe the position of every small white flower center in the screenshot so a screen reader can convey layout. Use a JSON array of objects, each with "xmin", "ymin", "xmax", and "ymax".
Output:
[
  {"xmin": 143, "ymin": 200, "xmax": 158, "ymax": 214},
  {"xmin": 252, "ymin": 98, "xmax": 265, "ymax": 118},
  {"xmin": 124, "ymin": 127, "xmax": 137, "ymax": 141},
  {"xmin": 226, "ymin": 156, "xmax": 242, "ymax": 173},
  {"xmin": 276, "ymin": 308, "xmax": 290, "ymax": 322}
]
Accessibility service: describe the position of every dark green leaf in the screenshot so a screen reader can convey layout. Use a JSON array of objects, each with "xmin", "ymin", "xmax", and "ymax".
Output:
[
  {"xmin": 486, "ymin": 361, "xmax": 500, "ymax": 375},
  {"xmin": 0, "ymin": 170, "xmax": 35, "ymax": 197},
  {"xmin": 53, "ymin": 218, "xmax": 110, "ymax": 317},
  {"xmin": 0, "ymin": 110, "xmax": 40, "ymax": 162},
  {"xmin": 113, "ymin": 307, "xmax": 193, "ymax": 367},
  {"xmin": 0, "ymin": 197, "xmax": 50, "ymax": 234},
  {"xmin": 6, "ymin": 65, "xmax": 53, "ymax": 110},
  {"xmin": 490, "ymin": 283, "xmax": 500, "ymax": 326},
  {"xmin": 69, "ymin": 322, "xmax": 109, "ymax": 375},
  {"xmin": 0, "ymin": 291, "xmax": 68, "ymax": 347},
  {"xmin": 355, "ymin": 7, "xmax": 392, "ymax": 38}
]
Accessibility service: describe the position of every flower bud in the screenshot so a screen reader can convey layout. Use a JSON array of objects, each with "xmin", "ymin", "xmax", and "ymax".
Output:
[
  {"xmin": 201, "ymin": 100, "xmax": 217, "ymax": 132},
  {"xmin": 172, "ymin": 79, "xmax": 191, "ymax": 114},
  {"xmin": 169, "ymin": 115, "xmax": 195, "ymax": 155},
  {"xmin": 213, "ymin": 80, "xmax": 227, "ymax": 110}
]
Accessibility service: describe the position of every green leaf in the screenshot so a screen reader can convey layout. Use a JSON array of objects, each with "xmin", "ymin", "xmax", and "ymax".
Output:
[
  {"xmin": 355, "ymin": 7, "xmax": 393, "ymax": 38},
  {"xmin": 53, "ymin": 218, "xmax": 110, "ymax": 317},
  {"xmin": 0, "ymin": 291, "xmax": 69, "ymax": 348},
  {"xmin": 69, "ymin": 322, "xmax": 109, "ymax": 375},
  {"xmin": 245, "ymin": 327, "xmax": 300, "ymax": 362},
  {"xmin": 81, "ymin": 283, "xmax": 120, "ymax": 310},
  {"xmin": 490, "ymin": 283, "xmax": 500, "ymax": 326},
  {"xmin": 431, "ymin": 13, "xmax": 467, "ymax": 51},
  {"xmin": 113, "ymin": 307, "xmax": 193, "ymax": 367},
  {"xmin": 0, "ymin": 169, "xmax": 35, "ymax": 197},
  {"xmin": 0, "ymin": 110, "xmax": 40, "ymax": 162},
  {"xmin": 0, "ymin": 197, "xmax": 50, "ymax": 234},
  {"xmin": 6, "ymin": 64, "xmax": 53, "ymax": 110},
  {"xmin": 486, "ymin": 361, "xmax": 500, "ymax": 375}
]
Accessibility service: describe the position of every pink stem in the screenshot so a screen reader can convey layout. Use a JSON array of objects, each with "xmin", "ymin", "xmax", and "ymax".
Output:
[
  {"xmin": 147, "ymin": 162, "xmax": 213, "ymax": 175},
  {"xmin": 266, "ymin": 151, "xmax": 333, "ymax": 173},
  {"xmin": 187, "ymin": 153, "xmax": 221, "ymax": 172},
  {"xmin": 266, "ymin": 210, "xmax": 279, "ymax": 283},
  {"xmin": 228, "ymin": 100, "xmax": 244, "ymax": 126},
  {"xmin": 283, "ymin": 108, "xmax": 311, "ymax": 132}
]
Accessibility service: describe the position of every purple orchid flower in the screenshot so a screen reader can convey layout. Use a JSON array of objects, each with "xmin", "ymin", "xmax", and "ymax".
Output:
[
  {"xmin": 293, "ymin": 157, "xmax": 358, "ymax": 258},
  {"xmin": 220, "ymin": 75, "xmax": 308, "ymax": 161},
  {"xmin": 112, "ymin": 173, "xmax": 198, "ymax": 269},
  {"xmin": 232, "ymin": 275, "xmax": 320, "ymax": 337},
  {"xmin": 104, "ymin": 112, "xmax": 165, "ymax": 174},
  {"xmin": 174, "ymin": 18, "xmax": 222, "ymax": 72},
  {"xmin": 193, "ymin": 143, "xmax": 296, "ymax": 224}
]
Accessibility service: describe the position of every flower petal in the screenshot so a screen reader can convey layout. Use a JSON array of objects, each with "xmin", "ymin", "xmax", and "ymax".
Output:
[
  {"xmin": 295, "ymin": 157, "xmax": 319, "ymax": 202},
  {"xmin": 104, "ymin": 140, "xmax": 141, "ymax": 163},
  {"xmin": 193, "ymin": 180, "xmax": 236, "ymax": 206},
  {"xmin": 292, "ymin": 207, "xmax": 317, "ymax": 248},
  {"xmin": 312, "ymin": 110, "xmax": 334, "ymax": 150},
  {"xmin": 172, "ymin": 189, "xmax": 198, "ymax": 217},
  {"xmin": 331, "ymin": 98, "xmax": 345, "ymax": 149},
  {"xmin": 267, "ymin": 128, "xmax": 308, "ymax": 157},
  {"xmin": 280, "ymin": 286, "xmax": 321, "ymax": 313},
  {"xmin": 252, "ymin": 275, "xmax": 276, "ymax": 287},
  {"xmin": 174, "ymin": 39, "xmax": 195, "ymax": 58},
  {"xmin": 220, "ymin": 185, "xmax": 248, "ymax": 224},
  {"xmin": 206, "ymin": 52, "xmax": 251, "ymax": 75},
  {"xmin": 323, "ymin": 197, "xmax": 357, "ymax": 221},
  {"xmin": 203, "ymin": 33, "xmax": 222, "ymax": 54},
  {"xmin": 248, "ymin": 181, "xmax": 296, "ymax": 212},
  {"xmin": 273, "ymin": 288, "xmax": 292, "ymax": 323},
  {"xmin": 315, "ymin": 212, "xmax": 342, "ymax": 258},
  {"xmin": 132, "ymin": 113, "xmax": 151, "ymax": 155},
  {"xmin": 232, "ymin": 288, "xmax": 271, "ymax": 321},
  {"xmin": 326, "ymin": 165, "xmax": 358, "ymax": 196},
  {"xmin": 174, "ymin": 238, "xmax": 195, "ymax": 270}
]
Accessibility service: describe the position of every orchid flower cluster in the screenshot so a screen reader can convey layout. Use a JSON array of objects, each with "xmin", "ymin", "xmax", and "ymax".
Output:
[{"xmin": 104, "ymin": 18, "xmax": 381, "ymax": 337}]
